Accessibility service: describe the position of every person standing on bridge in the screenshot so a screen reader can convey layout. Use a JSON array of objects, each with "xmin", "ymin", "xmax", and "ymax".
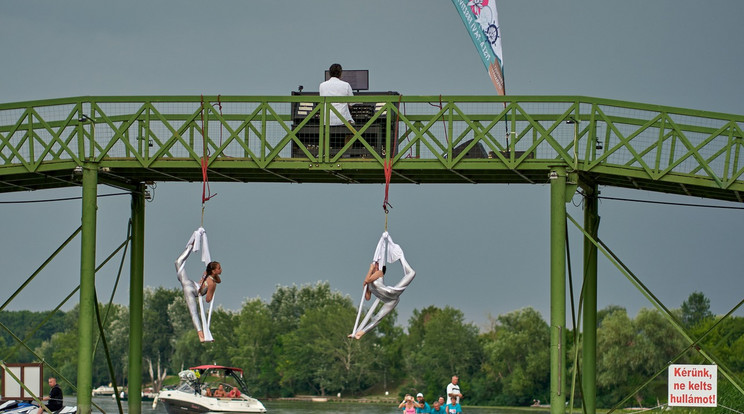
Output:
[{"xmin": 319, "ymin": 63, "xmax": 355, "ymax": 126}]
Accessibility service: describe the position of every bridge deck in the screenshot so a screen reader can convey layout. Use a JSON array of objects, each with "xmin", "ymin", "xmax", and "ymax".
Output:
[{"xmin": 1, "ymin": 95, "xmax": 743, "ymax": 202}]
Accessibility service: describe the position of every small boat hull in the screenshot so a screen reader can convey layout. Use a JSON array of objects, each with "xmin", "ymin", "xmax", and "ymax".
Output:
[{"xmin": 157, "ymin": 390, "xmax": 266, "ymax": 414}]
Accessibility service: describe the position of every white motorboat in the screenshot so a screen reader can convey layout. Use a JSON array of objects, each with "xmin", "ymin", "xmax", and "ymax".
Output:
[
  {"xmin": 155, "ymin": 365, "xmax": 265, "ymax": 414},
  {"xmin": 112, "ymin": 387, "xmax": 157, "ymax": 401},
  {"xmin": 91, "ymin": 385, "xmax": 115, "ymax": 396}
]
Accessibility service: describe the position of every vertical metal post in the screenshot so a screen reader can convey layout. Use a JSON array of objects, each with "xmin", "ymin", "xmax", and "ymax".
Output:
[
  {"xmin": 128, "ymin": 184, "xmax": 146, "ymax": 414},
  {"xmin": 77, "ymin": 163, "xmax": 98, "ymax": 414},
  {"xmin": 582, "ymin": 185, "xmax": 599, "ymax": 414},
  {"xmin": 549, "ymin": 167, "xmax": 567, "ymax": 414}
]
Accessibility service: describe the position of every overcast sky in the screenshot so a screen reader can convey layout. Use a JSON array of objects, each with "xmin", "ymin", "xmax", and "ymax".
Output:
[{"xmin": 2, "ymin": 0, "xmax": 743, "ymax": 331}]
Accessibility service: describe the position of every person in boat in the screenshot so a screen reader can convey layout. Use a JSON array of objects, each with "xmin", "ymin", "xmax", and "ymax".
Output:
[
  {"xmin": 227, "ymin": 387, "xmax": 240, "ymax": 398},
  {"xmin": 212, "ymin": 385, "xmax": 227, "ymax": 398},
  {"xmin": 36, "ymin": 377, "xmax": 63, "ymax": 414},
  {"xmin": 398, "ymin": 394, "xmax": 422, "ymax": 414},
  {"xmin": 175, "ymin": 237, "xmax": 222, "ymax": 342}
]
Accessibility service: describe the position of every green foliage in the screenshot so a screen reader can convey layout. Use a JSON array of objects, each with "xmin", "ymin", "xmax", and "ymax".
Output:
[
  {"xmin": 229, "ymin": 298, "xmax": 278, "ymax": 396},
  {"xmin": 35, "ymin": 306, "xmax": 80, "ymax": 394},
  {"xmin": 680, "ymin": 291, "xmax": 714, "ymax": 329},
  {"xmin": 596, "ymin": 306, "xmax": 689, "ymax": 408},
  {"xmin": 277, "ymin": 302, "xmax": 377, "ymax": 395},
  {"xmin": 0, "ymin": 309, "xmax": 67, "ymax": 362},
  {"xmin": 268, "ymin": 282, "xmax": 350, "ymax": 335},
  {"xmin": 403, "ymin": 306, "xmax": 482, "ymax": 400},
  {"xmin": 596, "ymin": 305, "xmax": 626, "ymax": 327},
  {"xmin": 7, "ymin": 288, "xmax": 744, "ymax": 408},
  {"xmin": 481, "ymin": 307, "xmax": 549, "ymax": 406},
  {"xmin": 143, "ymin": 287, "xmax": 181, "ymax": 361}
]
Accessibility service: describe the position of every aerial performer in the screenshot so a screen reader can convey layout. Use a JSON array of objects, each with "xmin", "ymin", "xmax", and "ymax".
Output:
[
  {"xmin": 175, "ymin": 227, "xmax": 222, "ymax": 342},
  {"xmin": 349, "ymin": 231, "xmax": 416, "ymax": 339}
]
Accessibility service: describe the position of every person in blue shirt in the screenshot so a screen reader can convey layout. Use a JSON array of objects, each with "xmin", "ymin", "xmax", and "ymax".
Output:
[
  {"xmin": 430, "ymin": 399, "xmax": 446, "ymax": 414},
  {"xmin": 414, "ymin": 393, "xmax": 430, "ymax": 414},
  {"xmin": 445, "ymin": 396, "xmax": 462, "ymax": 414}
]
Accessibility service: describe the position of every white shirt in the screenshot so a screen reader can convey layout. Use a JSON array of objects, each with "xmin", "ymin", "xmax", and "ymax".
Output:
[
  {"xmin": 319, "ymin": 77, "xmax": 354, "ymax": 126},
  {"xmin": 446, "ymin": 382, "xmax": 461, "ymax": 404}
]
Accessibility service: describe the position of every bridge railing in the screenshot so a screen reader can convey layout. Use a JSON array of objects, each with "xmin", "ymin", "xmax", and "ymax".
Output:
[{"xmin": 1, "ymin": 95, "xmax": 743, "ymax": 190}]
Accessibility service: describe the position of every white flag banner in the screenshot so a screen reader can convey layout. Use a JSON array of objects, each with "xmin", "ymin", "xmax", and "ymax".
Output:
[{"xmin": 451, "ymin": 0, "xmax": 505, "ymax": 94}]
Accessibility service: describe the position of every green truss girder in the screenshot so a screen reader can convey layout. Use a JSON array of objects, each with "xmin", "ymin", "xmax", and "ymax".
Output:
[{"xmin": 0, "ymin": 95, "xmax": 743, "ymax": 201}]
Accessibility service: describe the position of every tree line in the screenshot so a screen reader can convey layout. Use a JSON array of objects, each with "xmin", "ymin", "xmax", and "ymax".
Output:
[{"xmin": 1, "ymin": 285, "xmax": 742, "ymax": 408}]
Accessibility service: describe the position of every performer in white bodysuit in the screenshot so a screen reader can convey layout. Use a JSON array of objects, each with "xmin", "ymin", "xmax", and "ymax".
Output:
[
  {"xmin": 350, "ymin": 232, "xmax": 416, "ymax": 339},
  {"xmin": 175, "ymin": 227, "xmax": 221, "ymax": 342}
]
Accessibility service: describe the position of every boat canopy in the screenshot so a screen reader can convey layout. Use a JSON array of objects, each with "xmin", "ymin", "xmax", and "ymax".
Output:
[{"xmin": 189, "ymin": 365, "xmax": 243, "ymax": 374}]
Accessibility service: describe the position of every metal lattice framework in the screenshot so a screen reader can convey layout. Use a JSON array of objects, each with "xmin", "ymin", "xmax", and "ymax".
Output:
[{"xmin": 1, "ymin": 95, "xmax": 743, "ymax": 201}]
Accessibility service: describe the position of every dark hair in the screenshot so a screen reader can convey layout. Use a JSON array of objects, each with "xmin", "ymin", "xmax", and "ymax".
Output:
[
  {"xmin": 329, "ymin": 63, "xmax": 343, "ymax": 78},
  {"xmin": 206, "ymin": 261, "xmax": 220, "ymax": 275}
]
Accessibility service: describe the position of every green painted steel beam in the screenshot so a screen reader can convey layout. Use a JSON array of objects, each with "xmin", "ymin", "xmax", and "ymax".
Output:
[
  {"xmin": 581, "ymin": 184, "xmax": 599, "ymax": 414},
  {"xmin": 550, "ymin": 166, "xmax": 567, "ymax": 413},
  {"xmin": 0, "ymin": 95, "xmax": 742, "ymax": 203},
  {"xmin": 128, "ymin": 185, "xmax": 145, "ymax": 414},
  {"xmin": 77, "ymin": 163, "xmax": 97, "ymax": 414}
]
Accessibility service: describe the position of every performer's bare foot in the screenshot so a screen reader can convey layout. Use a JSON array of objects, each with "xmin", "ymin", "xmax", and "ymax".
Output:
[
  {"xmin": 354, "ymin": 330, "xmax": 365, "ymax": 340},
  {"xmin": 365, "ymin": 288, "xmax": 371, "ymax": 301},
  {"xmin": 198, "ymin": 330, "xmax": 205, "ymax": 342}
]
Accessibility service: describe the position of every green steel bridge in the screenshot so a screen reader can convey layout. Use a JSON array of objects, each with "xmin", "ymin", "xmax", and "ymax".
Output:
[{"xmin": 2, "ymin": 95, "xmax": 743, "ymax": 414}]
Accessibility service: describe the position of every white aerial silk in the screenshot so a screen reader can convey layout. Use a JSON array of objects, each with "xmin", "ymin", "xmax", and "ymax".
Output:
[
  {"xmin": 176, "ymin": 227, "xmax": 215, "ymax": 341},
  {"xmin": 351, "ymin": 231, "xmax": 416, "ymax": 337}
]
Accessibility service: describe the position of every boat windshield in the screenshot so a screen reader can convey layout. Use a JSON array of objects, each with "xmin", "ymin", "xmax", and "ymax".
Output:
[
  {"xmin": 224, "ymin": 370, "xmax": 250, "ymax": 394},
  {"xmin": 175, "ymin": 381, "xmax": 196, "ymax": 393}
]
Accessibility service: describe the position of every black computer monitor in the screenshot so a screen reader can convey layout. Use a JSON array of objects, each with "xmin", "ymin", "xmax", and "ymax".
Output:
[{"xmin": 324, "ymin": 69, "xmax": 369, "ymax": 91}]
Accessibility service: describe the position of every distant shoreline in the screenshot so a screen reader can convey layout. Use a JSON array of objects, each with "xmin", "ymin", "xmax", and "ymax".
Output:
[{"xmin": 267, "ymin": 396, "xmax": 397, "ymax": 404}]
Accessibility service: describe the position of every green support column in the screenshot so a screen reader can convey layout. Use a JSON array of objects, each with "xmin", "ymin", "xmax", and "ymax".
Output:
[
  {"xmin": 77, "ymin": 163, "xmax": 98, "ymax": 414},
  {"xmin": 582, "ymin": 185, "xmax": 599, "ymax": 414},
  {"xmin": 128, "ymin": 184, "xmax": 146, "ymax": 414},
  {"xmin": 549, "ymin": 167, "xmax": 567, "ymax": 414}
]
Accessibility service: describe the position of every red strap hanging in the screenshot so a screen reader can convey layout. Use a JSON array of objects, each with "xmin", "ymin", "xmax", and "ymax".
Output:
[
  {"xmin": 200, "ymin": 95, "xmax": 216, "ymax": 205},
  {"xmin": 382, "ymin": 95, "xmax": 402, "ymax": 214},
  {"xmin": 383, "ymin": 159, "xmax": 393, "ymax": 213}
]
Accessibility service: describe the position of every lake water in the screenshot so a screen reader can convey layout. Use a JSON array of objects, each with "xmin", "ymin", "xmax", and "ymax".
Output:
[{"xmin": 80, "ymin": 396, "xmax": 548, "ymax": 414}]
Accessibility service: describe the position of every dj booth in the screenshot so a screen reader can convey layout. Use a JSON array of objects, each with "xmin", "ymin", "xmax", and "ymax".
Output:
[{"xmin": 290, "ymin": 91, "xmax": 400, "ymax": 158}]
